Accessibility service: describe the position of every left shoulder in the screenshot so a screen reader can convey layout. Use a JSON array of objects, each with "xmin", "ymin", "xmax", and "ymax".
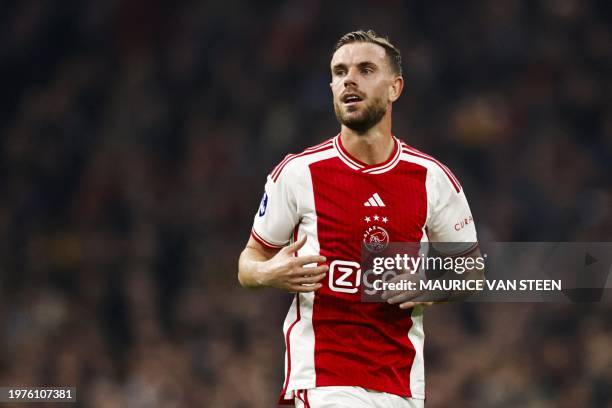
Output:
[{"xmin": 398, "ymin": 140, "xmax": 462, "ymax": 193}]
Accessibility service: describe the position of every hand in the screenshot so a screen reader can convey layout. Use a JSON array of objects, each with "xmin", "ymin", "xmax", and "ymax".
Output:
[
  {"xmin": 381, "ymin": 272, "xmax": 435, "ymax": 309},
  {"xmin": 259, "ymin": 235, "xmax": 328, "ymax": 293}
]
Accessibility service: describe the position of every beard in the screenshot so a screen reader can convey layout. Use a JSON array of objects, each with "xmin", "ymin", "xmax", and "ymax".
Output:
[{"xmin": 334, "ymin": 96, "xmax": 387, "ymax": 133}]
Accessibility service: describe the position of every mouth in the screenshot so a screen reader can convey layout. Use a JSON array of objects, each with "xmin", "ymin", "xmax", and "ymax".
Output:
[{"xmin": 341, "ymin": 93, "xmax": 364, "ymax": 106}]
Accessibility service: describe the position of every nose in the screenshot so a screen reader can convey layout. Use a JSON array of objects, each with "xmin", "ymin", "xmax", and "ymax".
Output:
[{"xmin": 343, "ymin": 67, "xmax": 358, "ymax": 88}]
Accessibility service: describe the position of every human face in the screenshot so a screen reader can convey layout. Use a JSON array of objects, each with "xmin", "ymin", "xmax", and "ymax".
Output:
[{"xmin": 330, "ymin": 42, "xmax": 399, "ymax": 132}]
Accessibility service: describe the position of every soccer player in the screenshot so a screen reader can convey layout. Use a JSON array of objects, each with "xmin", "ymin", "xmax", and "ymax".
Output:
[{"xmin": 238, "ymin": 30, "xmax": 481, "ymax": 408}]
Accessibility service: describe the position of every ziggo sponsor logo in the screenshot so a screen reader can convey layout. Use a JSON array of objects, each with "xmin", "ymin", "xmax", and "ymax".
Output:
[{"xmin": 328, "ymin": 260, "xmax": 402, "ymax": 295}]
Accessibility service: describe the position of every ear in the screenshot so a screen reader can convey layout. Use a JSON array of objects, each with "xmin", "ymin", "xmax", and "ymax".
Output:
[{"xmin": 388, "ymin": 75, "xmax": 404, "ymax": 103}]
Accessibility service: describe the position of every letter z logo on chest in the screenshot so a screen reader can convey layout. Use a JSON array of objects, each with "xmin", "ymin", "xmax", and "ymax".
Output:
[{"xmin": 329, "ymin": 260, "xmax": 361, "ymax": 293}]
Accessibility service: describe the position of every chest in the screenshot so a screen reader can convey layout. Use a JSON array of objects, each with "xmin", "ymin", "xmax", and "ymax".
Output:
[{"xmin": 307, "ymin": 159, "xmax": 428, "ymax": 247}]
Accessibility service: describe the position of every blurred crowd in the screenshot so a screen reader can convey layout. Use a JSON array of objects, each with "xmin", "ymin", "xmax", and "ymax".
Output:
[{"xmin": 0, "ymin": 0, "xmax": 610, "ymax": 406}]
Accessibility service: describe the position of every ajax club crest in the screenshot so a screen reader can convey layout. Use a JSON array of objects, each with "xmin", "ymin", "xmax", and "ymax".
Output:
[{"xmin": 363, "ymin": 225, "xmax": 389, "ymax": 252}]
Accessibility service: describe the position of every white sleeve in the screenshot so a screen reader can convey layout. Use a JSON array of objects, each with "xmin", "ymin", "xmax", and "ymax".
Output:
[
  {"xmin": 426, "ymin": 167, "xmax": 478, "ymax": 255},
  {"xmin": 251, "ymin": 169, "xmax": 299, "ymax": 249}
]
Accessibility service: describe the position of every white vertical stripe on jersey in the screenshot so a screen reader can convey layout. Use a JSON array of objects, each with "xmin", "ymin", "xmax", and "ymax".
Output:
[
  {"xmin": 281, "ymin": 150, "xmax": 332, "ymax": 398},
  {"xmin": 407, "ymin": 307, "xmax": 426, "ymax": 399},
  {"xmin": 406, "ymin": 224, "xmax": 429, "ymax": 400},
  {"xmin": 281, "ymin": 295, "xmax": 300, "ymax": 398}
]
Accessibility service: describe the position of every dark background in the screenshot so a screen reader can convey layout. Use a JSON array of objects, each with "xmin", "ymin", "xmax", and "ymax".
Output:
[{"xmin": 0, "ymin": 0, "xmax": 611, "ymax": 406}]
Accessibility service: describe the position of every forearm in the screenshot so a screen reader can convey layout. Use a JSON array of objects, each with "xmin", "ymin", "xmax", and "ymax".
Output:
[
  {"xmin": 238, "ymin": 235, "xmax": 327, "ymax": 292},
  {"xmin": 238, "ymin": 247, "xmax": 271, "ymax": 289}
]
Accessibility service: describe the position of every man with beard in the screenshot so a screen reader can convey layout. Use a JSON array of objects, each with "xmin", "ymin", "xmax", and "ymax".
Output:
[{"xmin": 238, "ymin": 30, "xmax": 481, "ymax": 407}]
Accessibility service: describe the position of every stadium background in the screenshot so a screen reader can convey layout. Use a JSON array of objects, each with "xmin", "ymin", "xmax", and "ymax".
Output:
[{"xmin": 0, "ymin": 0, "xmax": 611, "ymax": 406}]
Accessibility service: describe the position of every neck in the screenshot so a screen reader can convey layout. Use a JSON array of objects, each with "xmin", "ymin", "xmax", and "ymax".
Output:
[{"xmin": 340, "ymin": 109, "xmax": 394, "ymax": 165}]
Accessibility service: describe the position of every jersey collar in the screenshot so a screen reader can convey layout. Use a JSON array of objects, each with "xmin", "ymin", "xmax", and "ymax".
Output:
[{"xmin": 333, "ymin": 133, "xmax": 401, "ymax": 174}]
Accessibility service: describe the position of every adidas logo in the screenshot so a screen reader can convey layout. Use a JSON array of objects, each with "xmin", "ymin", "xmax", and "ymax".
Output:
[{"xmin": 364, "ymin": 193, "xmax": 385, "ymax": 207}]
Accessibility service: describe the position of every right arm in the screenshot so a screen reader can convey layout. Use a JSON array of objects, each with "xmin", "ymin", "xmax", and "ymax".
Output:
[
  {"xmin": 241, "ymin": 157, "xmax": 327, "ymax": 292},
  {"xmin": 238, "ymin": 235, "xmax": 328, "ymax": 293}
]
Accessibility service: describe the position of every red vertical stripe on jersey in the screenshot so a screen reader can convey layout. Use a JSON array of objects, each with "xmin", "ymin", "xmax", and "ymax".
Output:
[
  {"xmin": 295, "ymin": 390, "xmax": 310, "ymax": 408},
  {"xmin": 295, "ymin": 390, "xmax": 303, "ymax": 405},
  {"xmin": 308, "ymin": 156, "xmax": 428, "ymax": 398}
]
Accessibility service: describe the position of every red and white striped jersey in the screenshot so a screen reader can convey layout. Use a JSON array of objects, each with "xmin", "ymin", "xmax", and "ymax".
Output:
[{"xmin": 251, "ymin": 134, "xmax": 477, "ymax": 404}]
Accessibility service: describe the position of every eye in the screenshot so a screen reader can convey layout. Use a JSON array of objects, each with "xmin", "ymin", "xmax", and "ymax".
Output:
[
  {"xmin": 334, "ymin": 69, "xmax": 346, "ymax": 76},
  {"xmin": 361, "ymin": 66, "xmax": 374, "ymax": 74}
]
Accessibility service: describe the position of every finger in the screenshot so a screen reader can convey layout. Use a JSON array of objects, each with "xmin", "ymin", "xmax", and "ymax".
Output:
[
  {"xmin": 382, "ymin": 287, "xmax": 412, "ymax": 301},
  {"xmin": 288, "ymin": 283, "xmax": 322, "ymax": 293},
  {"xmin": 295, "ymin": 254, "xmax": 327, "ymax": 266},
  {"xmin": 291, "ymin": 273, "xmax": 327, "ymax": 284},
  {"xmin": 381, "ymin": 290, "xmax": 395, "ymax": 300},
  {"xmin": 399, "ymin": 301, "xmax": 434, "ymax": 309},
  {"xmin": 386, "ymin": 293, "xmax": 411, "ymax": 304},
  {"xmin": 295, "ymin": 265, "xmax": 329, "ymax": 276},
  {"xmin": 381, "ymin": 287, "xmax": 416, "ymax": 301},
  {"xmin": 387, "ymin": 290, "xmax": 422, "ymax": 304},
  {"xmin": 379, "ymin": 274, "xmax": 421, "ymax": 300},
  {"xmin": 284, "ymin": 235, "xmax": 307, "ymax": 254}
]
